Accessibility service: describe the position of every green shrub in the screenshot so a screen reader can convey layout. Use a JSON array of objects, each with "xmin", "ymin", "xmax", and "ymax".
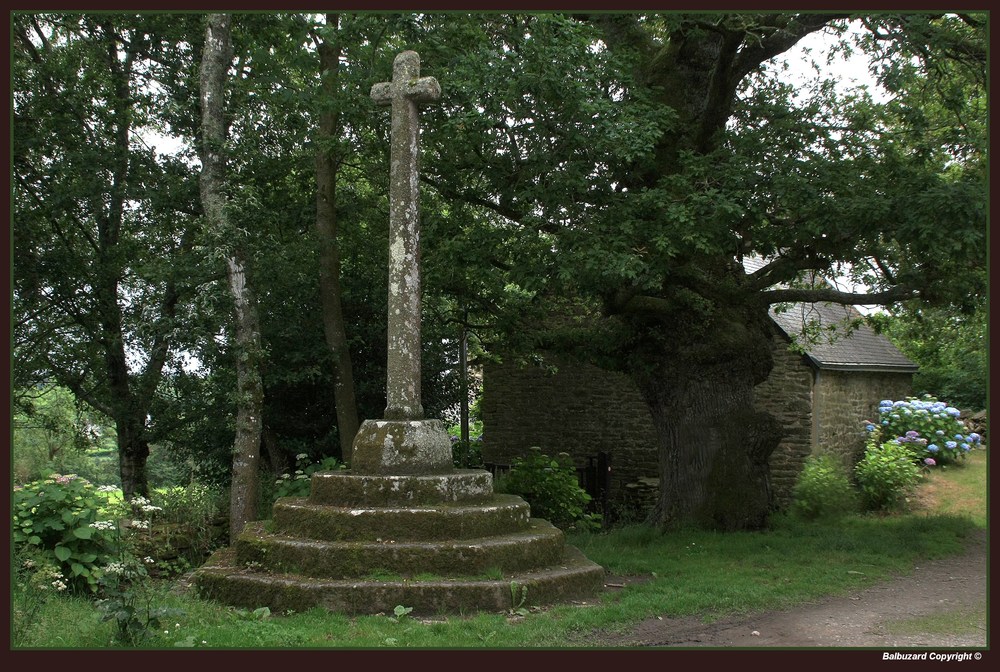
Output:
[
  {"xmin": 11, "ymin": 546, "xmax": 58, "ymax": 646},
  {"xmin": 96, "ymin": 552, "xmax": 185, "ymax": 646},
  {"xmin": 272, "ymin": 454, "xmax": 344, "ymax": 502},
  {"xmin": 451, "ymin": 437, "xmax": 484, "ymax": 468},
  {"xmin": 791, "ymin": 454, "xmax": 859, "ymax": 520},
  {"xmin": 495, "ymin": 448, "xmax": 601, "ymax": 531},
  {"xmin": 135, "ymin": 484, "xmax": 228, "ymax": 576},
  {"xmin": 12, "ymin": 472, "xmax": 121, "ymax": 593},
  {"xmin": 854, "ymin": 441, "xmax": 923, "ymax": 512},
  {"xmin": 155, "ymin": 483, "xmax": 225, "ymax": 525}
]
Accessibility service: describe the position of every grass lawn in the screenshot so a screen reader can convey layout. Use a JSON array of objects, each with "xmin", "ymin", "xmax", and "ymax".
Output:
[{"xmin": 12, "ymin": 448, "xmax": 987, "ymax": 649}]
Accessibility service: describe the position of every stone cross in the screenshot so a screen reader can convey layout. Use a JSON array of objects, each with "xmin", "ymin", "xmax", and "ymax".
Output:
[{"xmin": 371, "ymin": 51, "xmax": 440, "ymax": 421}]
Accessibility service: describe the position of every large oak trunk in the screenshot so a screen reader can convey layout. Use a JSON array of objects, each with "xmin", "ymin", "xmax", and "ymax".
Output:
[
  {"xmin": 637, "ymin": 361, "xmax": 781, "ymax": 531},
  {"xmin": 628, "ymin": 299, "xmax": 783, "ymax": 531}
]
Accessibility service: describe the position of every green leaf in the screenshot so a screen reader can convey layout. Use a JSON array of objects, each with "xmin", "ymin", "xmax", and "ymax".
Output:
[
  {"xmin": 71, "ymin": 562, "xmax": 86, "ymax": 576},
  {"xmin": 72, "ymin": 526, "xmax": 94, "ymax": 539},
  {"xmin": 54, "ymin": 545, "xmax": 72, "ymax": 562},
  {"xmin": 28, "ymin": 535, "xmax": 41, "ymax": 545}
]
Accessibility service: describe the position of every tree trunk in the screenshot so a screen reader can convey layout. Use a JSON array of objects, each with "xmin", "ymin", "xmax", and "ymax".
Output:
[
  {"xmin": 116, "ymin": 416, "xmax": 151, "ymax": 501},
  {"xmin": 315, "ymin": 13, "xmax": 360, "ymax": 462},
  {"xmin": 199, "ymin": 12, "xmax": 262, "ymax": 539},
  {"xmin": 637, "ymin": 363, "xmax": 782, "ymax": 531},
  {"xmin": 628, "ymin": 299, "xmax": 783, "ymax": 531},
  {"xmin": 225, "ymin": 253, "xmax": 264, "ymax": 539}
]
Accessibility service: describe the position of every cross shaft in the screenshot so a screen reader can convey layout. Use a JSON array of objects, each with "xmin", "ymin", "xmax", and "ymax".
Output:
[{"xmin": 370, "ymin": 51, "xmax": 440, "ymax": 420}]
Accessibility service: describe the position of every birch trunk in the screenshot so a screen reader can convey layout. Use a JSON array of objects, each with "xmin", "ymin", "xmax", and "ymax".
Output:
[{"xmin": 199, "ymin": 13, "xmax": 262, "ymax": 539}]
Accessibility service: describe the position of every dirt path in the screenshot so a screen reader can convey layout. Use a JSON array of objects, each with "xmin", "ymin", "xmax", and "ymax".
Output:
[{"xmin": 593, "ymin": 528, "xmax": 988, "ymax": 648}]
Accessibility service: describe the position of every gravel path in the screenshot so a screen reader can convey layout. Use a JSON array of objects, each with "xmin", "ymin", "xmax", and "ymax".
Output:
[{"xmin": 591, "ymin": 528, "xmax": 987, "ymax": 648}]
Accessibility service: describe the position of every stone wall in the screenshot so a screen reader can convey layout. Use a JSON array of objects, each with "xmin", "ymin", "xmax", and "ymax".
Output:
[
  {"xmin": 481, "ymin": 342, "xmax": 913, "ymax": 516},
  {"xmin": 813, "ymin": 369, "xmax": 914, "ymax": 464},
  {"xmin": 751, "ymin": 332, "xmax": 814, "ymax": 508},
  {"xmin": 480, "ymin": 359, "xmax": 659, "ymax": 512}
]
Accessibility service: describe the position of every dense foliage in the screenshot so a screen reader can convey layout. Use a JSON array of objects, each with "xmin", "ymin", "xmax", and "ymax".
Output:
[
  {"xmin": 13, "ymin": 474, "xmax": 121, "ymax": 592},
  {"xmin": 855, "ymin": 439, "xmax": 924, "ymax": 512},
  {"xmin": 12, "ymin": 11, "xmax": 986, "ymax": 530}
]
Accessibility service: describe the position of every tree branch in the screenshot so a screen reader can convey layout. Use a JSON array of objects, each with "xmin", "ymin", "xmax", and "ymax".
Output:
[
  {"xmin": 747, "ymin": 252, "xmax": 830, "ymax": 291},
  {"xmin": 733, "ymin": 13, "xmax": 851, "ymax": 83},
  {"xmin": 762, "ymin": 284, "xmax": 916, "ymax": 306}
]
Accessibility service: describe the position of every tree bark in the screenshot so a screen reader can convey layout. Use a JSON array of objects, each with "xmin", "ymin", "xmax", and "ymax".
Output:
[
  {"xmin": 199, "ymin": 12, "xmax": 263, "ymax": 539},
  {"xmin": 97, "ymin": 20, "xmax": 151, "ymax": 501},
  {"xmin": 624, "ymin": 284, "xmax": 783, "ymax": 531},
  {"xmin": 116, "ymin": 415, "xmax": 151, "ymax": 502},
  {"xmin": 315, "ymin": 13, "xmax": 360, "ymax": 462},
  {"xmin": 224, "ymin": 253, "xmax": 264, "ymax": 538},
  {"xmin": 636, "ymin": 360, "xmax": 782, "ymax": 531}
]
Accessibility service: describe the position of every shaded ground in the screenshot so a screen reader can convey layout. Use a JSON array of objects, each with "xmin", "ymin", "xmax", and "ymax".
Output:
[{"xmin": 591, "ymin": 528, "xmax": 987, "ymax": 648}]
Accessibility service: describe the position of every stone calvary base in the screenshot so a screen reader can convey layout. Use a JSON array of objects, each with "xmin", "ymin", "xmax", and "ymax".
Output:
[{"xmin": 192, "ymin": 51, "xmax": 605, "ymax": 615}]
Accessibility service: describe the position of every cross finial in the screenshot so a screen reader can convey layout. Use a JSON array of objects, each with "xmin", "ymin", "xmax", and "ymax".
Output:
[
  {"xmin": 370, "ymin": 50, "xmax": 441, "ymax": 109},
  {"xmin": 370, "ymin": 51, "xmax": 440, "ymax": 421}
]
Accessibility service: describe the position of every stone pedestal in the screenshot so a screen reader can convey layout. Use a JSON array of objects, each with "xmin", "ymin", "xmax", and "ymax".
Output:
[
  {"xmin": 351, "ymin": 419, "xmax": 453, "ymax": 475},
  {"xmin": 192, "ymin": 466, "xmax": 606, "ymax": 615}
]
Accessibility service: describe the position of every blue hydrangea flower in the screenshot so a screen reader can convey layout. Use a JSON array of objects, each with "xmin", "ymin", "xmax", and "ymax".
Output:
[
  {"xmin": 865, "ymin": 423, "xmax": 876, "ymax": 432},
  {"xmin": 936, "ymin": 430, "xmax": 945, "ymax": 436},
  {"xmin": 928, "ymin": 444, "xmax": 939, "ymax": 452},
  {"xmin": 968, "ymin": 433, "xmax": 981, "ymax": 443},
  {"xmin": 946, "ymin": 441, "xmax": 957, "ymax": 449},
  {"xmin": 955, "ymin": 434, "xmax": 965, "ymax": 440},
  {"xmin": 906, "ymin": 430, "xmax": 919, "ymax": 438}
]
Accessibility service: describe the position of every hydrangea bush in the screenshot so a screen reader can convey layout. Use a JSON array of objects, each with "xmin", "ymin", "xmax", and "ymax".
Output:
[
  {"xmin": 865, "ymin": 395, "xmax": 982, "ymax": 466},
  {"xmin": 495, "ymin": 448, "xmax": 601, "ymax": 531},
  {"xmin": 12, "ymin": 473, "xmax": 121, "ymax": 592}
]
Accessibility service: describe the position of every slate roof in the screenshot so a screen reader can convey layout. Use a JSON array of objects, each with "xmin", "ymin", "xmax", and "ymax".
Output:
[
  {"xmin": 768, "ymin": 302, "xmax": 918, "ymax": 373},
  {"xmin": 743, "ymin": 256, "xmax": 919, "ymax": 374}
]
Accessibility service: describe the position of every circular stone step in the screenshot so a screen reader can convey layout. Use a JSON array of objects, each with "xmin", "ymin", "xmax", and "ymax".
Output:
[
  {"xmin": 193, "ymin": 545, "xmax": 606, "ymax": 616},
  {"xmin": 271, "ymin": 494, "xmax": 531, "ymax": 541},
  {"xmin": 309, "ymin": 469, "xmax": 494, "ymax": 506},
  {"xmin": 234, "ymin": 519, "xmax": 567, "ymax": 579}
]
